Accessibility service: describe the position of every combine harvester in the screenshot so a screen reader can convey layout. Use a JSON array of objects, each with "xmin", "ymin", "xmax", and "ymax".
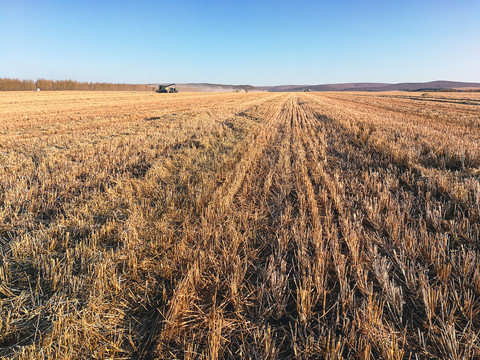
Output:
[{"xmin": 156, "ymin": 83, "xmax": 178, "ymax": 93}]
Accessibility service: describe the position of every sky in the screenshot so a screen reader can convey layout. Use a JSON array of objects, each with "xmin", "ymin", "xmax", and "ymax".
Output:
[{"xmin": 1, "ymin": 0, "xmax": 479, "ymax": 86}]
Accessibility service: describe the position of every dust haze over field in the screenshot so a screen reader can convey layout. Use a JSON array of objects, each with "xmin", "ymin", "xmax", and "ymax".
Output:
[
  {"xmin": 1, "ymin": 91, "xmax": 480, "ymax": 358},
  {"xmin": 153, "ymin": 83, "xmax": 260, "ymax": 93}
]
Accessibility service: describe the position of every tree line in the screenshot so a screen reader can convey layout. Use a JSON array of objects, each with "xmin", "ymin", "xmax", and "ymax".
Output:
[{"xmin": 0, "ymin": 78, "xmax": 155, "ymax": 91}]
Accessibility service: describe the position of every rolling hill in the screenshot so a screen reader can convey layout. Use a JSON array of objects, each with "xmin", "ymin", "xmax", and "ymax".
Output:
[
  {"xmin": 261, "ymin": 80, "xmax": 480, "ymax": 92},
  {"xmin": 149, "ymin": 80, "xmax": 480, "ymax": 92}
]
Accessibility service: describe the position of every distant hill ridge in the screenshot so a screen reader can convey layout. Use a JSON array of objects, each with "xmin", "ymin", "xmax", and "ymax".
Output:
[
  {"xmin": 264, "ymin": 81, "xmax": 480, "ymax": 92},
  {"xmin": 174, "ymin": 81, "xmax": 480, "ymax": 92}
]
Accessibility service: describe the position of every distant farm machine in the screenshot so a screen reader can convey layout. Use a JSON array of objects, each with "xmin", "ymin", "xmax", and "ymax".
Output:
[{"xmin": 156, "ymin": 83, "xmax": 178, "ymax": 93}]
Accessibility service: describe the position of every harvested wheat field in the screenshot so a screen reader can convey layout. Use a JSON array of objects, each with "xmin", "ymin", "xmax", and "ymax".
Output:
[{"xmin": 1, "ymin": 90, "xmax": 480, "ymax": 359}]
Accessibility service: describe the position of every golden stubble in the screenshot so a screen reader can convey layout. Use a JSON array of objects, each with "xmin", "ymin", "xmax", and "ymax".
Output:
[{"xmin": 0, "ymin": 90, "xmax": 479, "ymax": 359}]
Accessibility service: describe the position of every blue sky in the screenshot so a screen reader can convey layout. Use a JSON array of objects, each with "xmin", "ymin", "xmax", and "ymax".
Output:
[{"xmin": 1, "ymin": 0, "xmax": 479, "ymax": 85}]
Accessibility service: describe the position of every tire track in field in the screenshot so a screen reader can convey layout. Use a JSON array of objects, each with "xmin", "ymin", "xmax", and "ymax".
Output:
[
  {"xmin": 151, "ymin": 94, "xmax": 292, "ymax": 357},
  {"xmin": 126, "ymin": 93, "xmax": 289, "ymax": 359},
  {"xmin": 155, "ymin": 94, "xmax": 349, "ymax": 358},
  {"xmin": 155, "ymin": 94, "xmax": 322, "ymax": 358}
]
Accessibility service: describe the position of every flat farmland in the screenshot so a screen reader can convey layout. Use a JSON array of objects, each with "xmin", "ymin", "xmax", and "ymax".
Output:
[{"xmin": 1, "ymin": 91, "xmax": 480, "ymax": 359}]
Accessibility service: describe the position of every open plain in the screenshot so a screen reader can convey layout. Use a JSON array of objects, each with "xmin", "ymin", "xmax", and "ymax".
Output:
[{"xmin": 1, "ymin": 91, "xmax": 480, "ymax": 358}]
